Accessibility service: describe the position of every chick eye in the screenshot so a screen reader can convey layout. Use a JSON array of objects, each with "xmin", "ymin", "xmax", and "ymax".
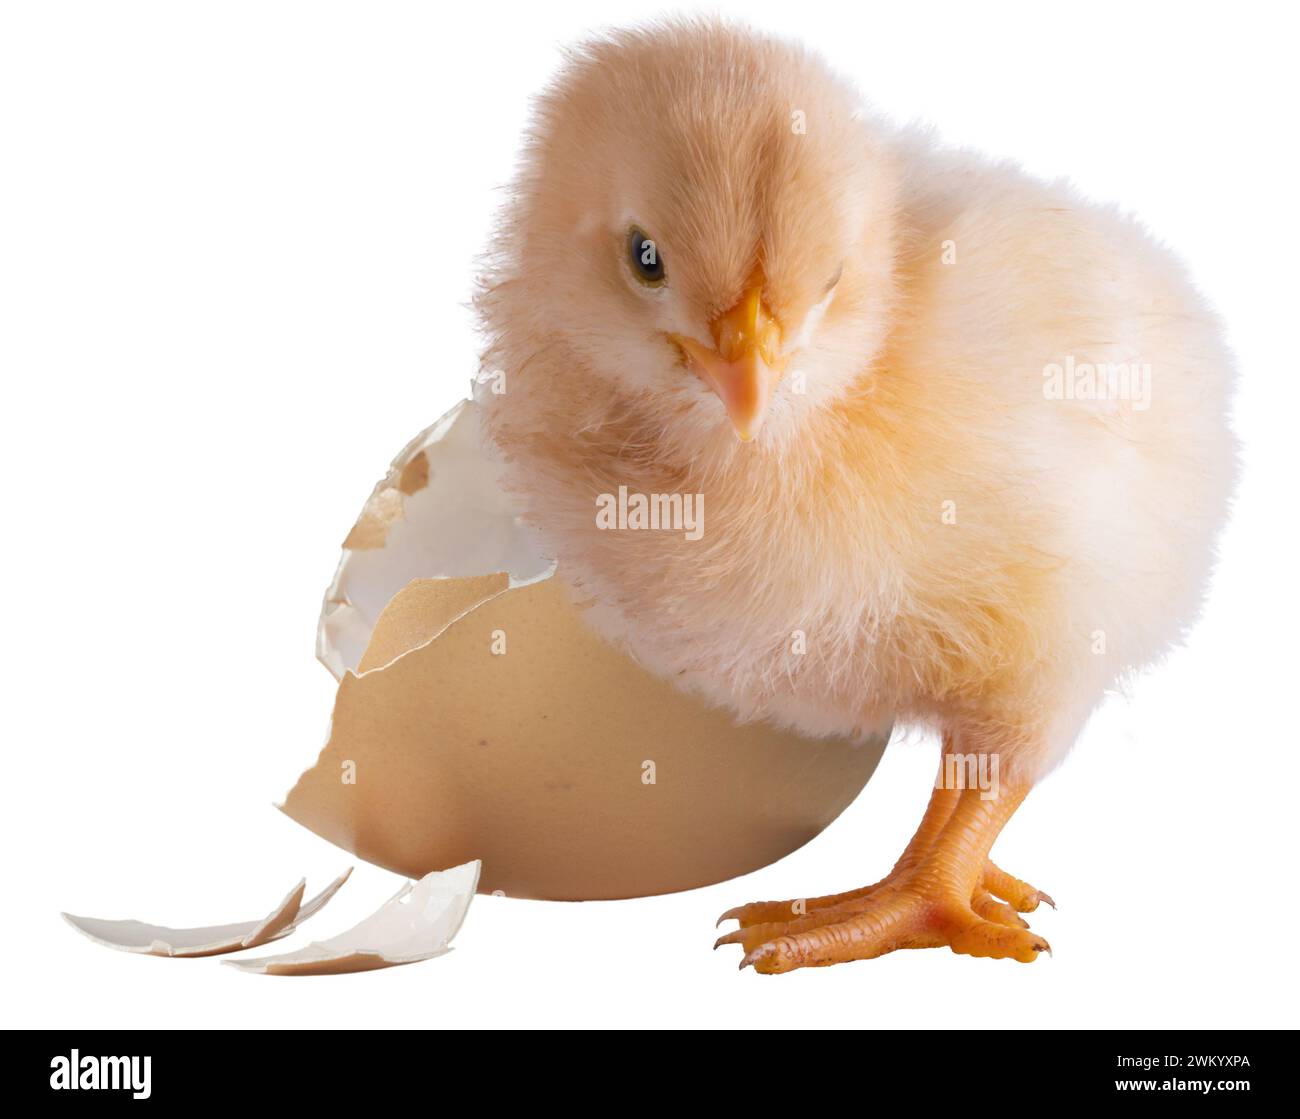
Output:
[{"xmin": 627, "ymin": 226, "xmax": 665, "ymax": 286}]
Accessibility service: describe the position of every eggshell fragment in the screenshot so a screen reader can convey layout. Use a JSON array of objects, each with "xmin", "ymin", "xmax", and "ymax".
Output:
[
  {"xmin": 224, "ymin": 860, "xmax": 479, "ymax": 976},
  {"xmin": 283, "ymin": 400, "xmax": 889, "ymax": 900},
  {"xmin": 62, "ymin": 869, "xmax": 352, "ymax": 958}
]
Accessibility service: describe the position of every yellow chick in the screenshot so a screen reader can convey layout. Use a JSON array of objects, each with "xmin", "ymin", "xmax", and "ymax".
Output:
[{"xmin": 475, "ymin": 19, "xmax": 1236, "ymax": 971}]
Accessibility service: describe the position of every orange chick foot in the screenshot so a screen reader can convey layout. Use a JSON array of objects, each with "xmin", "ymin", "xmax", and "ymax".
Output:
[
  {"xmin": 717, "ymin": 858, "xmax": 1052, "ymax": 934},
  {"xmin": 716, "ymin": 779, "xmax": 1052, "ymax": 973},
  {"xmin": 717, "ymin": 870, "xmax": 1051, "ymax": 973}
]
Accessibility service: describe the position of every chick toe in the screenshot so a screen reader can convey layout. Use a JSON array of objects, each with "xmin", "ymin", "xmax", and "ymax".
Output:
[
  {"xmin": 716, "ymin": 883, "xmax": 887, "ymax": 930},
  {"xmin": 972, "ymin": 888, "xmax": 1031, "ymax": 929},
  {"xmin": 983, "ymin": 862, "xmax": 1055, "ymax": 913}
]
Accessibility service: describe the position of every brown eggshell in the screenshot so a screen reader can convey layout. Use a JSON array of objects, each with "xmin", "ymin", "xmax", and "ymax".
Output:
[{"xmin": 281, "ymin": 400, "xmax": 888, "ymax": 900}]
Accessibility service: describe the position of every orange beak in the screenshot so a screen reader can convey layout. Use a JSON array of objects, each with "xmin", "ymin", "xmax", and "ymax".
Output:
[{"xmin": 672, "ymin": 277, "xmax": 785, "ymax": 441}]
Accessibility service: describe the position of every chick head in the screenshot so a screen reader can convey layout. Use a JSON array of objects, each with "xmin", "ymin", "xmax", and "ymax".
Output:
[{"xmin": 480, "ymin": 21, "xmax": 899, "ymax": 451}]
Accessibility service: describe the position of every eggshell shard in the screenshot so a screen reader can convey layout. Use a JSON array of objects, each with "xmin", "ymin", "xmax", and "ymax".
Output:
[
  {"xmin": 285, "ymin": 400, "xmax": 889, "ymax": 900},
  {"xmin": 224, "ymin": 860, "xmax": 480, "ymax": 976},
  {"xmin": 62, "ymin": 869, "xmax": 352, "ymax": 958}
]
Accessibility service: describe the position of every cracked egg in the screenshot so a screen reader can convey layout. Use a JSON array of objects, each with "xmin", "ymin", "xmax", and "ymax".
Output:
[{"xmin": 281, "ymin": 400, "xmax": 889, "ymax": 900}]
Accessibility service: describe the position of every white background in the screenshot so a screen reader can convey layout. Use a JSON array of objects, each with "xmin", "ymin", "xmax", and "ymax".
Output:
[{"xmin": 2, "ymin": 0, "xmax": 1295, "ymax": 1030}]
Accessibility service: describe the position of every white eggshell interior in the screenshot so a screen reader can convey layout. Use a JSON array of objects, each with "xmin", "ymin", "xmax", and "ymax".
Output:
[
  {"xmin": 318, "ymin": 402, "xmax": 553, "ymax": 678},
  {"xmin": 62, "ymin": 870, "xmax": 352, "ymax": 957},
  {"xmin": 225, "ymin": 860, "xmax": 480, "ymax": 974}
]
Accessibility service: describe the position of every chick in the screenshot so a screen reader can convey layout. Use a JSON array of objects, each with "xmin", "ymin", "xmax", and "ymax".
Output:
[{"xmin": 474, "ymin": 20, "xmax": 1236, "ymax": 971}]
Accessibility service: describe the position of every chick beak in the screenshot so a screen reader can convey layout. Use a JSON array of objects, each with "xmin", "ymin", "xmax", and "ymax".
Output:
[{"xmin": 673, "ymin": 279, "xmax": 785, "ymax": 441}]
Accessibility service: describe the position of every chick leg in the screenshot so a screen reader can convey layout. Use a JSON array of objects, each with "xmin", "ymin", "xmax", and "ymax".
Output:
[{"xmin": 717, "ymin": 776, "xmax": 1050, "ymax": 972}]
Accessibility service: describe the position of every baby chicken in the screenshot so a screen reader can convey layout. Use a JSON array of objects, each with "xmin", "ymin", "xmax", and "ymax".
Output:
[{"xmin": 474, "ymin": 20, "xmax": 1236, "ymax": 971}]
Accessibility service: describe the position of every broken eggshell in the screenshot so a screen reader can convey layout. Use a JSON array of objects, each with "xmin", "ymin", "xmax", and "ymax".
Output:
[
  {"xmin": 62, "ymin": 869, "xmax": 352, "ymax": 958},
  {"xmin": 281, "ymin": 400, "xmax": 889, "ymax": 900},
  {"xmin": 224, "ymin": 860, "xmax": 479, "ymax": 976}
]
